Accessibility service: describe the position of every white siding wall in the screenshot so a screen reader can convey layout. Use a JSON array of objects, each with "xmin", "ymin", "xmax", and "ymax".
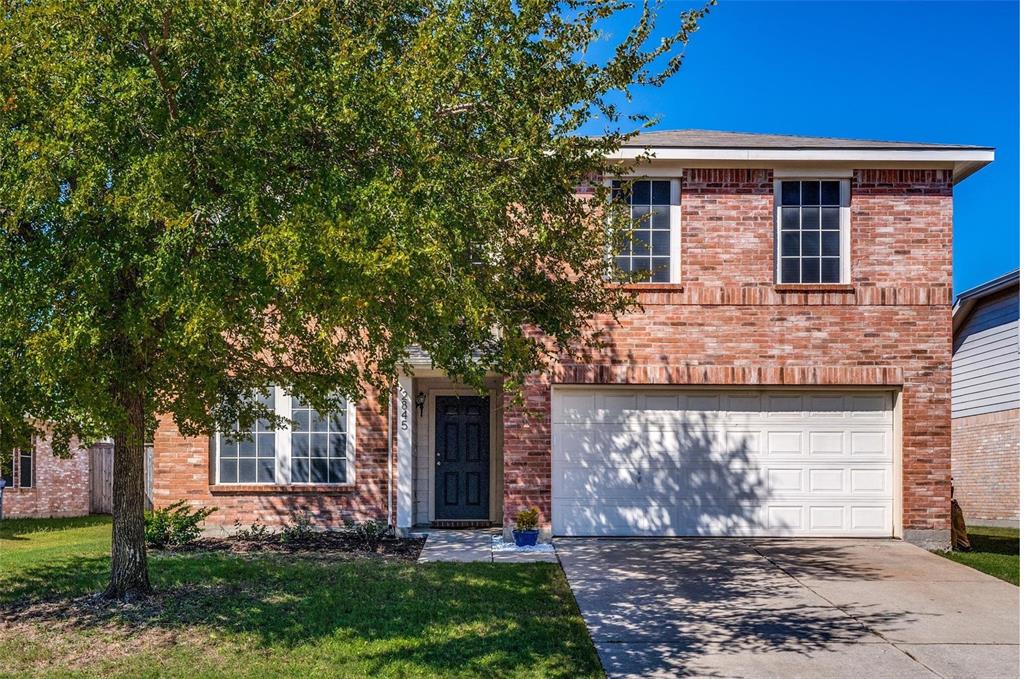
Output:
[{"xmin": 953, "ymin": 289, "xmax": 1019, "ymax": 418}]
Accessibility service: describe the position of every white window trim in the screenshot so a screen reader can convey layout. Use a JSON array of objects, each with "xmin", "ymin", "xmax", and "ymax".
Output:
[
  {"xmin": 214, "ymin": 387, "xmax": 356, "ymax": 486},
  {"xmin": 669, "ymin": 179, "xmax": 682, "ymax": 284},
  {"xmin": 604, "ymin": 177, "xmax": 681, "ymax": 284},
  {"xmin": 773, "ymin": 178, "xmax": 851, "ymax": 284}
]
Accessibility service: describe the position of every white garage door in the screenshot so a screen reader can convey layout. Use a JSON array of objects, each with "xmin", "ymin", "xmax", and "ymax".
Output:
[{"xmin": 551, "ymin": 388, "xmax": 895, "ymax": 537}]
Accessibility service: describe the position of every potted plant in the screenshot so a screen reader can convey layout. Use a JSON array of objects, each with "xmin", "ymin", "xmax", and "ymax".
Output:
[{"xmin": 512, "ymin": 507, "xmax": 540, "ymax": 547}]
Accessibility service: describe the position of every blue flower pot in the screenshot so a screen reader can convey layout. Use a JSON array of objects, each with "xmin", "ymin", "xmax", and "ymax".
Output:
[{"xmin": 512, "ymin": 529, "xmax": 539, "ymax": 547}]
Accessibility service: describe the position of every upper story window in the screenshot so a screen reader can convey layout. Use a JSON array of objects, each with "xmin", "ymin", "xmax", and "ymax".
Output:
[
  {"xmin": 612, "ymin": 179, "xmax": 680, "ymax": 283},
  {"xmin": 776, "ymin": 179, "xmax": 850, "ymax": 284},
  {"xmin": 214, "ymin": 387, "xmax": 354, "ymax": 485}
]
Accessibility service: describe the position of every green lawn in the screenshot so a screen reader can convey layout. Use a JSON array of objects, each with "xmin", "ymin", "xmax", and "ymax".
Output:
[
  {"xmin": 937, "ymin": 525, "xmax": 1019, "ymax": 585},
  {"xmin": 0, "ymin": 517, "xmax": 602, "ymax": 679}
]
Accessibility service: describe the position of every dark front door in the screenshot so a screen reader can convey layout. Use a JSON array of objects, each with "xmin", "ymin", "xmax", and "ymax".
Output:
[{"xmin": 434, "ymin": 395, "xmax": 490, "ymax": 521}]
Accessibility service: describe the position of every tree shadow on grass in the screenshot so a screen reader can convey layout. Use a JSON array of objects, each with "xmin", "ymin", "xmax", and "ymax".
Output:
[
  {"xmin": 0, "ymin": 553, "xmax": 602, "ymax": 678},
  {"xmin": 0, "ymin": 515, "xmax": 112, "ymax": 540}
]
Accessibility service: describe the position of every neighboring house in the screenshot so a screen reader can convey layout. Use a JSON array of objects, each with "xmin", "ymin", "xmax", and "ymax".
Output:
[
  {"xmin": 1, "ymin": 434, "xmax": 92, "ymax": 518},
  {"xmin": 952, "ymin": 270, "xmax": 1019, "ymax": 526},
  {"xmin": 153, "ymin": 129, "xmax": 994, "ymax": 548}
]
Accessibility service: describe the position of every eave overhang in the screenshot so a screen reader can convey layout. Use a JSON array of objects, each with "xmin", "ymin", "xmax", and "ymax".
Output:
[{"xmin": 605, "ymin": 147, "xmax": 995, "ymax": 185}]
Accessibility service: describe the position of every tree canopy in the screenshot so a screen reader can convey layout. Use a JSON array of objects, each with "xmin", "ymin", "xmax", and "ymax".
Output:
[{"xmin": 0, "ymin": 0, "xmax": 711, "ymax": 598}]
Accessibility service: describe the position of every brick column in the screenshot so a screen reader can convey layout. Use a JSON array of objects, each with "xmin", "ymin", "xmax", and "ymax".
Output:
[{"xmin": 502, "ymin": 373, "xmax": 552, "ymax": 539}]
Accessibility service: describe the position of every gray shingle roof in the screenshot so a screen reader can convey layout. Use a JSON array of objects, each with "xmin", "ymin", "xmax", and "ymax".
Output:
[{"xmin": 619, "ymin": 129, "xmax": 992, "ymax": 151}]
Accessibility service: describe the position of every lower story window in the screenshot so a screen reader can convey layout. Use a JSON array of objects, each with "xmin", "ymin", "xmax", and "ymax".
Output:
[
  {"xmin": 1, "ymin": 441, "xmax": 32, "ymax": 488},
  {"xmin": 290, "ymin": 397, "xmax": 349, "ymax": 484},
  {"xmin": 214, "ymin": 387, "xmax": 354, "ymax": 485},
  {"xmin": 1, "ymin": 449, "xmax": 12, "ymax": 487},
  {"xmin": 18, "ymin": 449, "xmax": 32, "ymax": 488}
]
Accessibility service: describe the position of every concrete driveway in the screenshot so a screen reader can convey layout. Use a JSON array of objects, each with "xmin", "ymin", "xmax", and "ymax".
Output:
[{"xmin": 555, "ymin": 538, "xmax": 1019, "ymax": 678}]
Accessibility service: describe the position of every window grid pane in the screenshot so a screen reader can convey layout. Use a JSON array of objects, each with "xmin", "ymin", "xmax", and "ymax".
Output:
[
  {"xmin": 217, "ymin": 389, "xmax": 277, "ymax": 484},
  {"xmin": 613, "ymin": 180, "xmax": 673, "ymax": 283},
  {"xmin": 290, "ymin": 398, "xmax": 348, "ymax": 484},
  {"xmin": 779, "ymin": 180, "xmax": 842, "ymax": 283}
]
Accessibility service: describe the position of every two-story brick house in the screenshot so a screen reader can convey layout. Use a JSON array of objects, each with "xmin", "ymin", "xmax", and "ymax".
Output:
[{"xmin": 152, "ymin": 130, "xmax": 994, "ymax": 548}]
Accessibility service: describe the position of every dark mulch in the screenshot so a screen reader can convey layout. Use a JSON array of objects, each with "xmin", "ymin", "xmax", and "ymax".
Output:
[{"xmin": 160, "ymin": 532, "xmax": 426, "ymax": 562}]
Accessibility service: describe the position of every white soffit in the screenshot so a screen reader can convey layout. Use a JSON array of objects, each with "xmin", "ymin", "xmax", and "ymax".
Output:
[{"xmin": 606, "ymin": 147, "xmax": 995, "ymax": 184}]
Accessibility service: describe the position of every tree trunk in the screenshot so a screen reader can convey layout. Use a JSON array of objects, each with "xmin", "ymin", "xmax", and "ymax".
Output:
[{"xmin": 103, "ymin": 393, "xmax": 152, "ymax": 601}]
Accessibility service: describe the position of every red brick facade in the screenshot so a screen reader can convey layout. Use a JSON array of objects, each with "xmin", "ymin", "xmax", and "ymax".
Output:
[
  {"xmin": 952, "ymin": 409, "xmax": 1019, "ymax": 522},
  {"xmin": 153, "ymin": 167, "xmax": 956, "ymax": 541},
  {"xmin": 152, "ymin": 393, "xmax": 392, "ymax": 530},
  {"xmin": 3, "ymin": 435, "xmax": 91, "ymax": 518},
  {"xmin": 503, "ymin": 169, "xmax": 954, "ymax": 538}
]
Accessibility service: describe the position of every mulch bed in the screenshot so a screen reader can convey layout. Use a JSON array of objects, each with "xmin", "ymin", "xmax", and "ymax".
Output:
[{"xmin": 160, "ymin": 532, "xmax": 425, "ymax": 562}]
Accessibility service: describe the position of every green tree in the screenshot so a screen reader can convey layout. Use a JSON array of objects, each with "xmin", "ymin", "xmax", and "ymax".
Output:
[{"xmin": 0, "ymin": 0, "xmax": 711, "ymax": 600}]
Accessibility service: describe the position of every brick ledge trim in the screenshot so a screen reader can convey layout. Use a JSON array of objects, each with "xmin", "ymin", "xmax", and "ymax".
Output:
[
  {"xmin": 952, "ymin": 408, "xmax": 1019, "ymax": 428},
  {"xmin": 209, "ymin": 484, "xmax": 356, "ymax": 495},
  {"xmin": 626, "ymin": 285, "xmax": 950, "ymax": 307},
  {"xmin": 551, "ymin": 364, "xmax": 904, "ymax": 386}
]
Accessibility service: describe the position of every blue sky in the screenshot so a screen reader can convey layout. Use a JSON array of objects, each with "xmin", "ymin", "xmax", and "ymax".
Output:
[{"xmin": 579, "ymin": 1, "xmax": 1019, "ymax": 294}]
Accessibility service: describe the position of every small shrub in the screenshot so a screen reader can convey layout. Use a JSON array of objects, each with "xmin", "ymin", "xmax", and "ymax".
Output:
[
  {"xmin": 234, "ymin": 519, "xmax": 272, "ymax": 542},
  {"xmin": 279, "ymin": 511, "xmax": 317, "ymax": 543},
  {"xmin": 350, "ymin": 519, "xmax": 392, "ymax": 550},
  {"xmin": 145, "ymin": 501, "xmax": 216, "ymax": 548},
  {"xmin": 515, "ymin": 507, "xmax": 540, "ymax": 532}
]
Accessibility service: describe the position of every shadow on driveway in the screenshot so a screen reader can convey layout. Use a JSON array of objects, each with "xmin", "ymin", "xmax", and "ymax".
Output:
[{"xmin": 555, "ymin": 537, "xmax": 1020, "ymax": 679}]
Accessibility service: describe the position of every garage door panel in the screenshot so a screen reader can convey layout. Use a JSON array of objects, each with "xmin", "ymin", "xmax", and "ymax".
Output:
[
  {"xmin": 678, "ymin": 465, "xmax": 764, "ymax": 500},
  {"xmin": 851, "ymin": 431, "xmax": 889, "ymax": 456},
  {"xmin": 723, "ymin": 430, "xmax": 762, "ymax": 456},
  {"xmin": 766, "ymin": 467, "xmax": 805, "ymax": 494},
  {"xmin": 851, "ymin": 393, "xmax": 892, "ymax": 417},
  {"xmin": 722, "ymin": 392, "xmax": 763, "ymax": 413},
  {"xmin": 808, "ymin": 431, "xmax": 845, "ymax": 456},
  {"xmin": 552, "ymin": 388, "xmax": 895, "ymax": 538},
  {"xmin": 851, "ymin": 505, "xmax": 891, "ymax": 531},
  {"xmin": 767, "ymin": 431, "xmax": 803, "ymax": 456},
  {"xmin": 553, "ymin": 500, "xmax": 677, "ymax": 536},
  {"xmin": 850, "ymin": 467, "xmax": 890, "ymax": 494},
  {"xmin": 766, "ymin": 393, "xmax": 804, "ymax": 413},
  {"xmin": 767, "ymin": 505, "xmax": 805, "ymax": 532},
  {"xmin": 678, "ymin": 504, "xmax": 763, "ymax": 536},
  {"xmin": 808, "ymin": 468, "xmax": 845, "ymax": 493},
  {"xmin": 806, "ymin": 394, "xmax": 846, "ymax": 413},
  {"xmin": 808, "ymin": 506, "xmax": 845, "ymax": 531},
  {"xmin": 555, "ymin": 465, "xmax": 681, "ymax": 500},
  {"xmin": 553, "ymin": 425, "xmax": 683, "ymax": 469}
]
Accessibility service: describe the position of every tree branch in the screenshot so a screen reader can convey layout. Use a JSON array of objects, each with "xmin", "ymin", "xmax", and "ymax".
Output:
[{"xmin": 139, "ymin": 26, "xmax": 177, "ymax": 121}]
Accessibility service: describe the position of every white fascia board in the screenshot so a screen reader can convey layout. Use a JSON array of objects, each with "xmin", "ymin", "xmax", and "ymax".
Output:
[
  {"xmin": 605, "ymin": 148, "xmax": 994, "ymax": 184},
  {"xmin": 607, "ymin": 147, "xmax": 994, "ymax": 163}
]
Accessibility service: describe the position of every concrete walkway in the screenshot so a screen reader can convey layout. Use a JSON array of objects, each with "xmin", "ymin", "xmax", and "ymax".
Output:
[
  {"xmin": 557, "ymin": 538, "xmax": 1019, "ymax": 679},
  {"xmin": 416, "ymin": 529, "xmax": 558, "ymax": 563}
]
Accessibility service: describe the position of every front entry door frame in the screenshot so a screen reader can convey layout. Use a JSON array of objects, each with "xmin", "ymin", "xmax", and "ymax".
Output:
[
  {"xmin": 434, "ymin": 394, "xmax": 490, "ymax": 520},
  {"xmin": 427, "ymin": 388, "xmax": 499, "ymax": 524}
]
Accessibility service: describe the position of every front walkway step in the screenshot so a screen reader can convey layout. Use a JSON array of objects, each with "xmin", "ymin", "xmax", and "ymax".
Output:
[{"xmin": 417, "ymin": 529, "xmax": 558, "ymax": 563}]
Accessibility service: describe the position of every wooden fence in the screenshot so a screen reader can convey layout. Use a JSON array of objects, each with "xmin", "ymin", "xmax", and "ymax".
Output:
[{"xmin": 89, "ymin": 443, "xmax": 154, "ymax": 514}]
